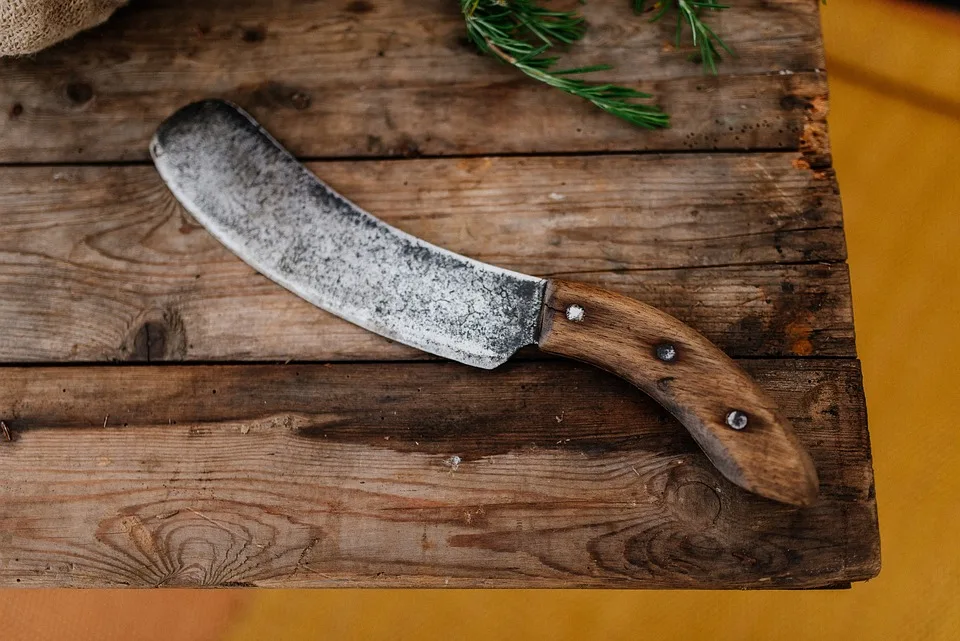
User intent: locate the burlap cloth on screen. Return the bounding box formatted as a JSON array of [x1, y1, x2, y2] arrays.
[[1, 0, 126, 56]]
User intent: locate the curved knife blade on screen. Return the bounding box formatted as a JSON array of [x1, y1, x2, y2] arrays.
[[151, 100, 545, 369]]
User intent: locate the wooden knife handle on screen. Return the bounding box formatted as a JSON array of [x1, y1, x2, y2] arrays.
[[537, 279, 819, 507]]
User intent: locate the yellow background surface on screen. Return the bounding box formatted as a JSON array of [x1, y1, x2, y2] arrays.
[[3, 1, 960, 639]]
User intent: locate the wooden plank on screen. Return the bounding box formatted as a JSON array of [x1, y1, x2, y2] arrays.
[[0, 260, 855, 362], [0, 154, 845, 274], [0, 360, 879, 588], [0, 154, 851, 362], [0, 0, 829, 162]]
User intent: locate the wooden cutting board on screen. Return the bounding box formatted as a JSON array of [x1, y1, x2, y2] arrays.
[[0, 0, 878, 588]]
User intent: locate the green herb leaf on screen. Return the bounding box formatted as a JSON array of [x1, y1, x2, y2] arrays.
[[462, 0, 669, 129], [634, 0, 734, 74]]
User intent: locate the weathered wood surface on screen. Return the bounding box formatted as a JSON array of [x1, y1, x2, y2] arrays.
[[0, 0, 877, 589], [0, 154, 850, 362], [0, 0, 829, 162], [0, 360, 877, 588]]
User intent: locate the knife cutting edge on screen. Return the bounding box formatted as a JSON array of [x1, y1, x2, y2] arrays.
[[150, 99, 818, 507]]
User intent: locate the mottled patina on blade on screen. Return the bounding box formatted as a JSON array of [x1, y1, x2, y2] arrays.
[[151, 100, 545, 368]]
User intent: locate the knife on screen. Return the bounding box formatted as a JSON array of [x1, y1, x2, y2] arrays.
[[150, 100, 818, 507]]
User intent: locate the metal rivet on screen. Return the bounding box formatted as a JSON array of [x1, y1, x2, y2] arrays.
[[655, 343, 677, 362], [725, 410, 749, 430], [565, 304, 585, 322]]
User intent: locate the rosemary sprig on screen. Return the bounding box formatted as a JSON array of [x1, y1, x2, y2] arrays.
[[634, 0, 734, 74], [462, 0, 669, 129]]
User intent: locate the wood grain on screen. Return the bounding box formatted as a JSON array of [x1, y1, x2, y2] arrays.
[[0, 154, 851, 362], [0, 0, 875, 592], [0, 0, 829, 162], [0, 360, 878, 588], [538, 280, 818, 506]]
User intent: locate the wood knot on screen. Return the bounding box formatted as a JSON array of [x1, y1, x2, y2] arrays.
[[9, 103, 23, 118], [345, 0, 375, 13], [132, 322, 167, 361], [65, 82, 94, 105], [126, 309, 188, 362], [668, 480, 722, 527], [241, 26, 266, 43], [97, 502, 323, 586]]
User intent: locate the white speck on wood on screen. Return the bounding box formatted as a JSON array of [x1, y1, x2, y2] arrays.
[[240, 424, 250, 434], [445, 455, 461, 471], [549, 192, 565, 201], [185, 507, 232, 533], [565, 305, 585, 322]]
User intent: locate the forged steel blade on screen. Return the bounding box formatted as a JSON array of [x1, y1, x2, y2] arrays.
[[150, 100, 545, 369]]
